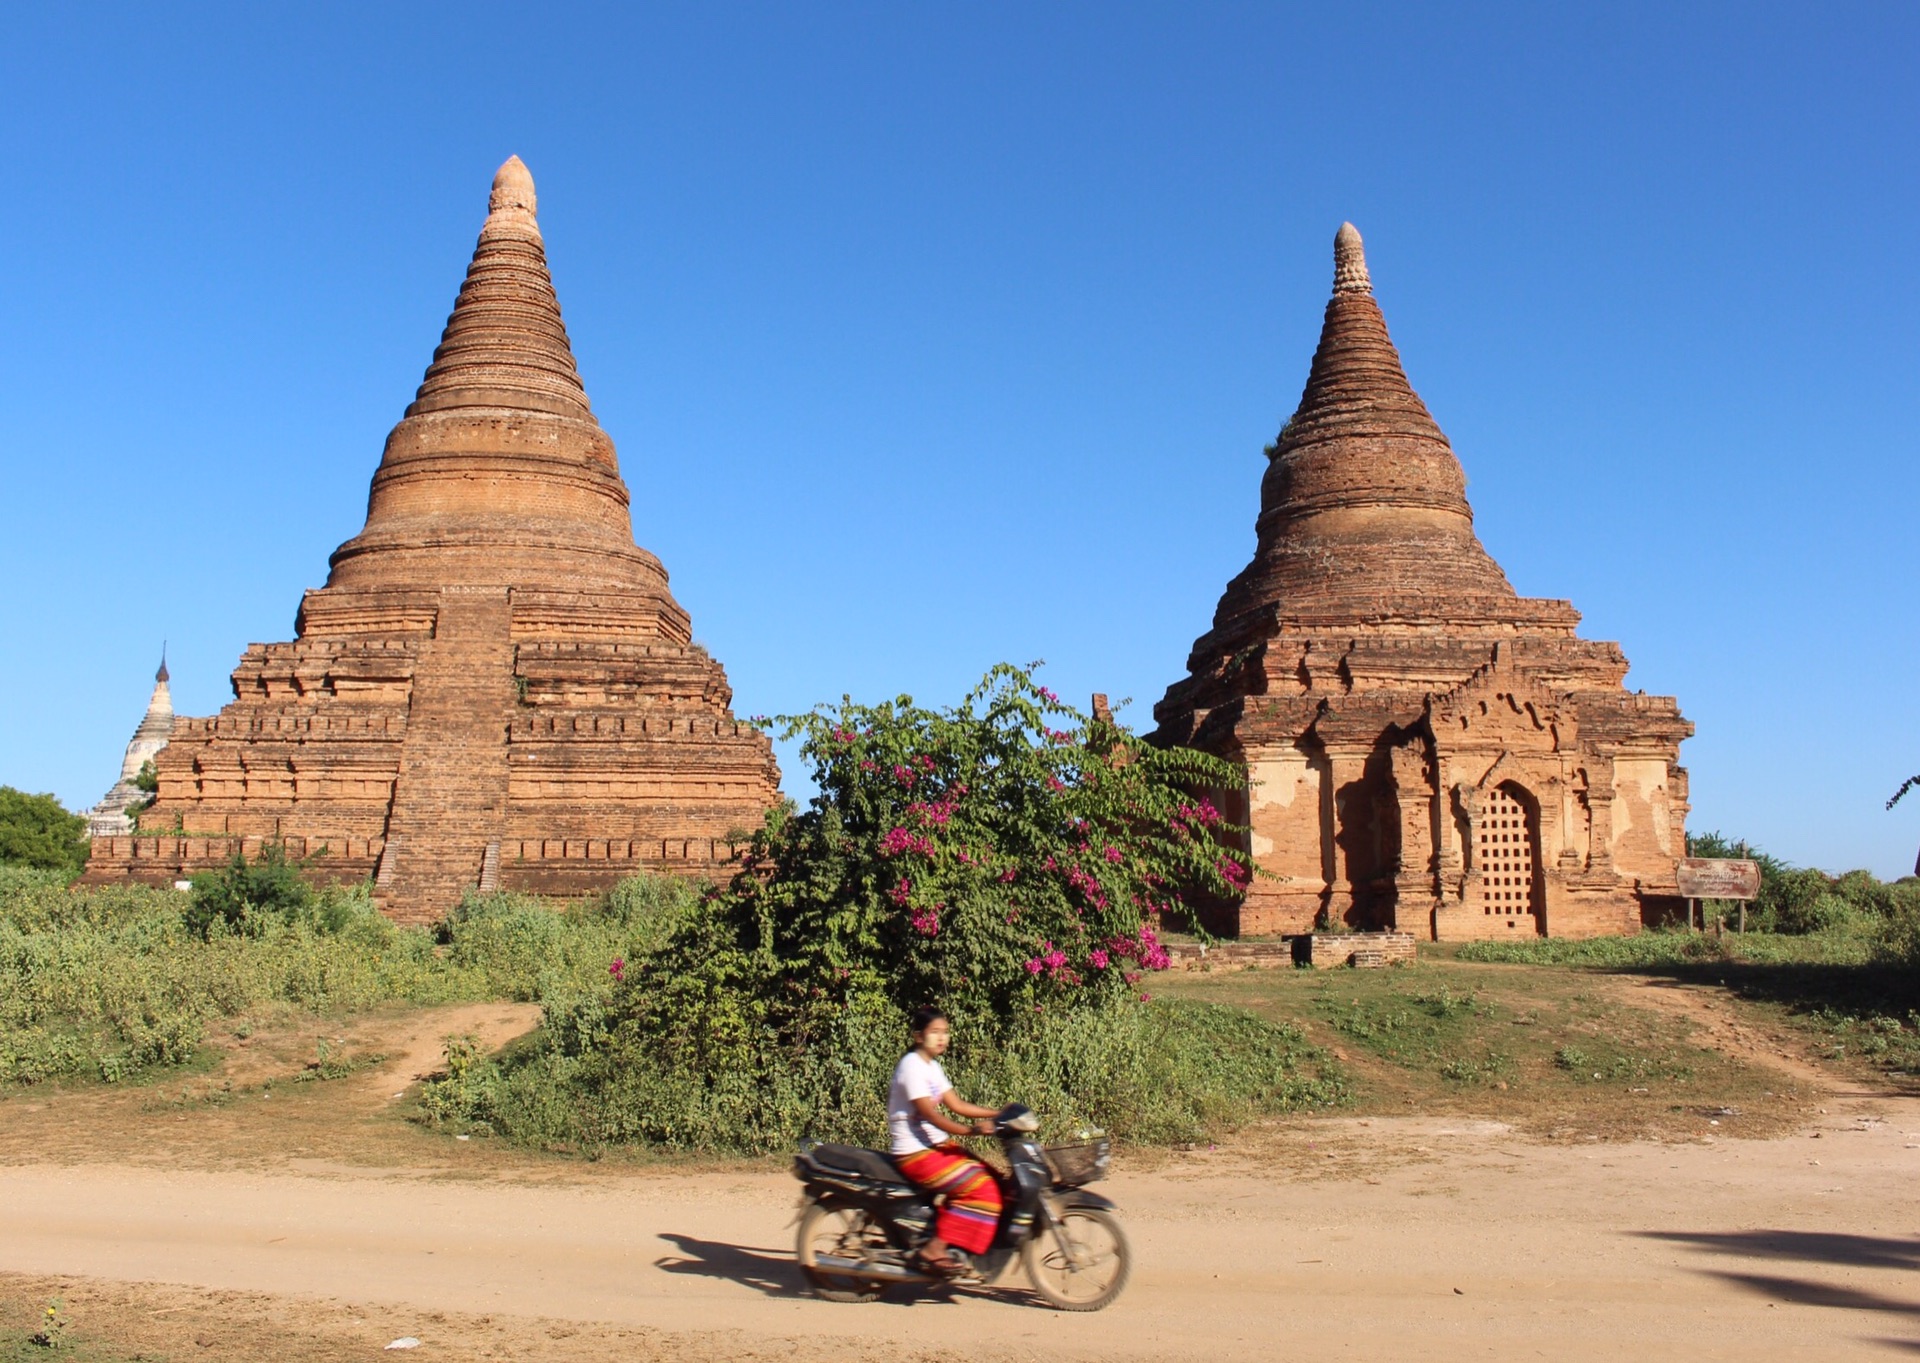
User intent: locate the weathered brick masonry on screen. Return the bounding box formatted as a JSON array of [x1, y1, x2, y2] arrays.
[[85, 158, 780, 921], [1152, 225, 1690, 940]]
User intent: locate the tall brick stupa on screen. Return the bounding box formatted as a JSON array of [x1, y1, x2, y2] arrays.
[[86, 158, 781, 921], [1153, 224, 1690, 940]]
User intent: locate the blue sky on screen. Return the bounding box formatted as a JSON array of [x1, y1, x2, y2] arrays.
[[0, 4, 1914, 877]]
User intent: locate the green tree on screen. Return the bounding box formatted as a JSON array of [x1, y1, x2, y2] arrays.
[[186, 843, 313, 938], [0, 787, 89, 874]]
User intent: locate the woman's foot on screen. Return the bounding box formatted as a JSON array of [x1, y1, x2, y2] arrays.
[[914, 1247, 965, 1279]]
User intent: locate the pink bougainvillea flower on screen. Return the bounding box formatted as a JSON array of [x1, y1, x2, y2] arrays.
[[1089, 948, 1110, 969], [880, 827, 935, 857], [609, 958, 625, 980], [1103, 844, 1123, 863]]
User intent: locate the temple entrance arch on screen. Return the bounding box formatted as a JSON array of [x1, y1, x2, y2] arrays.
[[1473, 781, 1543, 933]]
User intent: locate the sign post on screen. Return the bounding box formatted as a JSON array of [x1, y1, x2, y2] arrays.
[[1675, 858, 1762, 932]]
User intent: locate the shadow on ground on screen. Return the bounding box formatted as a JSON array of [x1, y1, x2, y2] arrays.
[[654, 1233, 808, 1299], [1640, 1230, 1920, 1273], [1640, 1226, 1920, 1354]]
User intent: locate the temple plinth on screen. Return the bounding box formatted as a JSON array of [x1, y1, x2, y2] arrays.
[[85, 158, 780, 921], [1152, 224, 1691, 940]]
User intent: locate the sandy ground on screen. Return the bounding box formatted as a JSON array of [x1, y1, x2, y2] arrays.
[[5, 989, 1919, 1360], [6, 1095, 1920, 1360]]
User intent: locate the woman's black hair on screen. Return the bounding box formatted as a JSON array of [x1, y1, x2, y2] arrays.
[[909, 1005, 948, 1035]]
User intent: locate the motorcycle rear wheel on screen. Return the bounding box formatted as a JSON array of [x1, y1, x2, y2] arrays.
[[796, 1200, 891, 1303], [1023, 1206, 1131, 1311]]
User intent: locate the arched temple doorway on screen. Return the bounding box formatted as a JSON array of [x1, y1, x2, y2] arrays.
[[1473, 781, 1543, 933]]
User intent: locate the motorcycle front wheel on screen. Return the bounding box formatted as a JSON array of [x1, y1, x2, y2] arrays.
[[1023, 1206, 1131, 1311], [796, 1200, 891, 1303]]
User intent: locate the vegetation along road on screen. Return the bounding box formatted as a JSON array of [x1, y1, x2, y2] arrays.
[[4, 959, 1920, 1362]]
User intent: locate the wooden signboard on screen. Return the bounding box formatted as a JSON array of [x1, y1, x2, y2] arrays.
[[1676, 857, 1762, 932], [1675, 858, 1762, 901]]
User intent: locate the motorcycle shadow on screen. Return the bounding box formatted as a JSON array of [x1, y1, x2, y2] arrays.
[[652, 1232, 976, 1306]]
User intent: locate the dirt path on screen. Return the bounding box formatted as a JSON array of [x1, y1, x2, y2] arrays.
[[7, 1094, 1920, 1362], [352, 1001, 543, 1104], [1599, 974, 1856, 1094]]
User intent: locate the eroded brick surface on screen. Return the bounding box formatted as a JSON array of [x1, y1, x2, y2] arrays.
[[1152, 224, 1690, 941]]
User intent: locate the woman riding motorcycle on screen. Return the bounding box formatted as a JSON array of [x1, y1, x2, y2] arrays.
[[887, 1005, 1003, 1277]]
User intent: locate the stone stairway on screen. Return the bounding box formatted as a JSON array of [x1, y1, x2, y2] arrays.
[[377, 587, 515, 923]]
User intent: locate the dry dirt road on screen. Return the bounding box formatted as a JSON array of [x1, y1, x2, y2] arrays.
[[7, 1092, 1920, 1361]]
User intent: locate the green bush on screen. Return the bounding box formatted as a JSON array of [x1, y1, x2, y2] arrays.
[[186, 843, 317, 938], [418, 997, 1342, 1151], [420, 665, 1324, 1153], [441, 874, 703, 1004], [0, 787, 89, 874], [0, 864, 701, 1086]]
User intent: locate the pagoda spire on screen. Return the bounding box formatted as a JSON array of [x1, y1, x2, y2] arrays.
[[406, 156, 593, 422], [1205, 222, 1518, 627], [323, 156, 673, 598], [1332, 221, 1371, 294]]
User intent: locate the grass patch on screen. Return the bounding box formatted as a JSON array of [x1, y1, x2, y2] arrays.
[[1160, 954, 1799, 1140], [1449, 926, 1920, 1083], [0, 872, 698, 1088], [418, 996, 1348, 1153], [1451, 925, 1875, 969]]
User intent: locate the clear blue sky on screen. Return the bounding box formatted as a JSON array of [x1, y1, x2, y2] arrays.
[[1, 4, 1914, 877]]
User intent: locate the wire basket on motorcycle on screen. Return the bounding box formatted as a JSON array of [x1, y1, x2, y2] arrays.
[[1042, 1131, 1111, 1186]]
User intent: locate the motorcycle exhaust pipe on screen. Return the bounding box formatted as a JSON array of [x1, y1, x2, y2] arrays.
[[810, 1253, 927, 1283]]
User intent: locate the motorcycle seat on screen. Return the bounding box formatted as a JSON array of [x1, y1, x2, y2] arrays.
[[811, 1143, 911, 1186]]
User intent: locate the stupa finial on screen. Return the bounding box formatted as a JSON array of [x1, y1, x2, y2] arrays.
[[1333, 221, 1371, 295], [156, 642, 168, 684], [490, 155, 537, 217]]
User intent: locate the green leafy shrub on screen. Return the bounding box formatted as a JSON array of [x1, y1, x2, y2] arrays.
[[421, 665, 1327, 1152], [0, 867, 692, 1086], [186, 843, 317, 938], [419, 997, 1342, 1151], [441, 874, 704, 1004]]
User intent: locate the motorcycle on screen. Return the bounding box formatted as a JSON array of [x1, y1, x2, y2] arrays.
[[791, 1103, 1131, 1312]]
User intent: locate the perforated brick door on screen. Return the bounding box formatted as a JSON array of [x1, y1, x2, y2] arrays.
[[1475, 783, 1542, 929]]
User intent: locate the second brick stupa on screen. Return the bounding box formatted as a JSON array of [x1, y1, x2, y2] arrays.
[[86, 158, 781, 921]]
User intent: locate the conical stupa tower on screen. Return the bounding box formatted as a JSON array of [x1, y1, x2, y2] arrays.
[[86, 652, 175, 837], [1153, 225, 1691, 940], [86, 160, 780, 920]]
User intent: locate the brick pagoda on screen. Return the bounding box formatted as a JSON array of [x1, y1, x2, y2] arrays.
[[86, 158, 781, 922], [1152, 224, 1690, 940]]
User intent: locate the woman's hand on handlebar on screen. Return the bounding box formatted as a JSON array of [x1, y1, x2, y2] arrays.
[[972, 1117, 997, 1135]]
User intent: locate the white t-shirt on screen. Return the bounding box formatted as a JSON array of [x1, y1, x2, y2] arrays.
[[888, 1051, 953, 1154]]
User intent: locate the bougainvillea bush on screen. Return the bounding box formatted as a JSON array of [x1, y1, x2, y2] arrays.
[[423, 666, 1343, 1151], [729, 662, 1251, 1029]]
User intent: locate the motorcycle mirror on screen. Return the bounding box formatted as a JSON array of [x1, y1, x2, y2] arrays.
[[997, 1103, 1040, 1133]]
